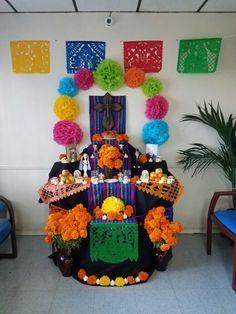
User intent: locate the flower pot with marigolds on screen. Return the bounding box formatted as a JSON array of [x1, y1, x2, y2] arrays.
[[98, 144, 123, 179], [44, 204, 92, 277], [144, 206, 183, 271]]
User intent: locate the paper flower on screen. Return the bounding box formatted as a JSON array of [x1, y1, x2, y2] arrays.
[[125, 67, 145, 88], [101, 196, 125, 214], [53, 120, 83, 145], [54, 96, 80, 120], [74, 68, 94, 90], [142, 77, 163, 97], [100, 275, 110, 286], [142, 120, 169, 145], [145, 96, 169, 120], [57, 77, 78, 97], [115, 277, 125, 287], [93, 59, 124, 91]]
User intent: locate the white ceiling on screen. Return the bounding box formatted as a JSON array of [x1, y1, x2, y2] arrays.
[[0, 0, 236, 13]]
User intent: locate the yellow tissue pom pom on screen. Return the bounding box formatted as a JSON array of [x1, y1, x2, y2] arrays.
[[101, 196, 125, 214], [54, 95, 79, 120]]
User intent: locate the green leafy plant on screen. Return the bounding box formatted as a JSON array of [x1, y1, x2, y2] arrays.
[[178, 101, 236, 206]]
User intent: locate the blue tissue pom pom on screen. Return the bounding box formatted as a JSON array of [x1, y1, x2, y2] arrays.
[[142, 120, 169, 145], [58, 77, 78, 97]]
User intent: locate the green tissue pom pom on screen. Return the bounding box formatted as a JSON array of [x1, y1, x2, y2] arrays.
[[142, 77, 163, 97], [94, 59, 124, 91]]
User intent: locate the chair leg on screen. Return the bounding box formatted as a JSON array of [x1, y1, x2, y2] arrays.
[[232, 242, 236, 292], [207, 215, 212, 255], [10, 231, 17, 258]]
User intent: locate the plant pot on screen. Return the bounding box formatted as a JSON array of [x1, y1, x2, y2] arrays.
[[154, 248, 173, 271], [56, 250, 74, 277]]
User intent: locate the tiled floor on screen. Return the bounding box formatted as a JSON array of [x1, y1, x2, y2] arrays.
[[1, 234, 236, 314]]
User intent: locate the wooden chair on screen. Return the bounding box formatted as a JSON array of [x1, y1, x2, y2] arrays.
[[0, 195, 17, 258], [207, 191, 236, 292]]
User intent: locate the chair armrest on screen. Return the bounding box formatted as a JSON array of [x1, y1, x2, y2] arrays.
[[208, 191, 236, 217], [0, 196, 16, 229]]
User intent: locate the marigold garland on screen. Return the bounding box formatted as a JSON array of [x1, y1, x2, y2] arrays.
[[125, 67, 145, 88], [54, 95, 80, 120], [77, 269, 150, 286], [144, 206, 183, 251]]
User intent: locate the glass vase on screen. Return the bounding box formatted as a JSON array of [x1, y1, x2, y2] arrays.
[[57, 250, 73, 277], [154, 248, 173, 271]]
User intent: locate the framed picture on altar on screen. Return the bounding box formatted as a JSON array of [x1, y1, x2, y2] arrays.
[[66, 145, 78, 162], [146, 144, 158, 161]]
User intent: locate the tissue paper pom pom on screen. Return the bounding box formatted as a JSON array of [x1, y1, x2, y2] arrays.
[[142, 120, 169, 145], [94, 59, 124, 91], [74, 68, 94, 90], [54, 96, 80, 120], [53, 120, 83, 145], [58, 77, 78, 97], [125, 67, 145, 88], [142, 77, 163, 97], [145, 96, 169, 120]]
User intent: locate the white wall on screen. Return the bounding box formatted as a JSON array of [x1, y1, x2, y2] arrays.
[[0, 13, 235, 234]]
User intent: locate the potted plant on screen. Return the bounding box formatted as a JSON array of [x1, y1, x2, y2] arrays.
[[178, 101, 236, 207], [144, 206, 183, 271], [44, 204, 92, 276]]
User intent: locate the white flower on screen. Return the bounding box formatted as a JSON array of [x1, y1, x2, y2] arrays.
[[83, 275, 88, 282], [96, 278, 100, 285], [110, 280, 115, 286], [135, 277, 140, 283], [124, 278, 128, 284]]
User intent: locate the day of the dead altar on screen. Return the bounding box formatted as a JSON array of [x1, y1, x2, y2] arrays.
[[38, 59, 184, 287]]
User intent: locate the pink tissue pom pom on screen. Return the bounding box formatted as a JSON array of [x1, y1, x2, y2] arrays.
[[145, 95, 169, 120], [74, 68, 94, 90], [53, 120, 83, 145]]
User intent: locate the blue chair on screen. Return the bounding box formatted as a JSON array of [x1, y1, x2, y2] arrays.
[[207, 191, 236, 292], [0, 195, 17, 258]]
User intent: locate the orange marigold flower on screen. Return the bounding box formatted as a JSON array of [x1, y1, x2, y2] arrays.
[[87, 275, 97, 285], [127, 276, 135, 284], [107, 211, 117, 221], [138, 154, 148, 163], [138, 271, 149, 281], [92, 134, 103, 142], [160, 243, 170, 251], [78, 268, 86, 279], [130, 176, 139, 184], [44, 235, 53, 244], [124, 205, 134, 217], [116, 134, 124, 142], [116, 212, 124, 221], [114, 159, 123, 169], [80, 229, 88, 238]]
